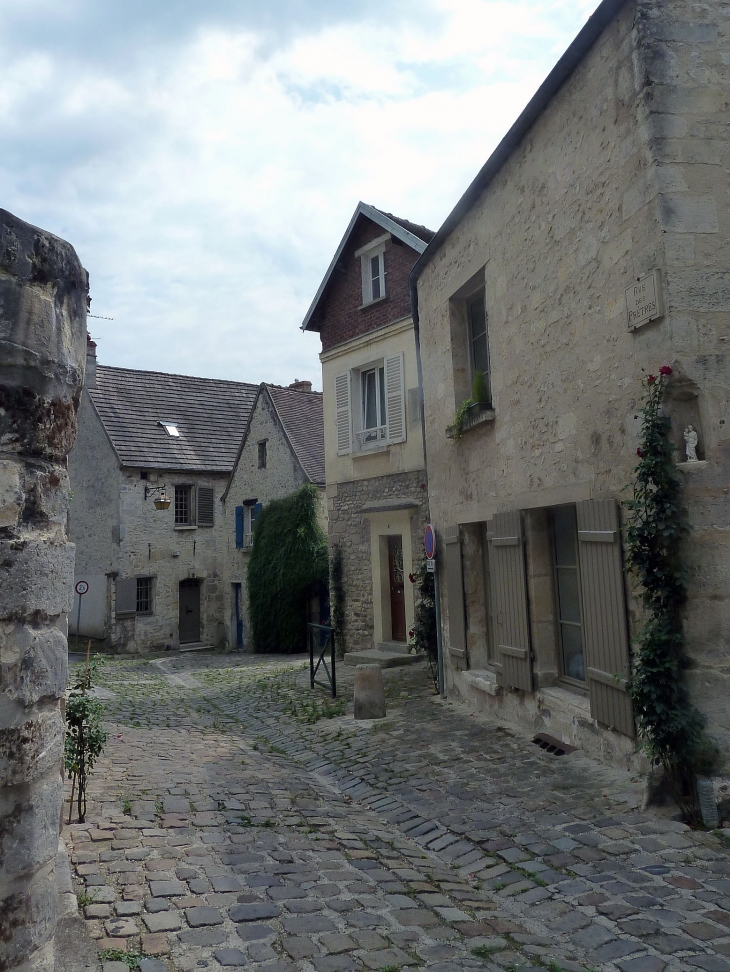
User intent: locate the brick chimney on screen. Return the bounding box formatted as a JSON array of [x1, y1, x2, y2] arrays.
[[289, 378, 312, 393]]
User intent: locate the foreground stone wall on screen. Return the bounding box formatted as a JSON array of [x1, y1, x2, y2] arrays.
[[0, 211, 87, 970]]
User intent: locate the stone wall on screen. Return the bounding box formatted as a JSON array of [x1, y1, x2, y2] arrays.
[[328, 470, 429, 652], [0, 211, 87, 971], [416, 0, 730, 760]]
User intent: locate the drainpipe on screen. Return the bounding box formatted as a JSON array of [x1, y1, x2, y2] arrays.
[[409, 270, 445, 698]]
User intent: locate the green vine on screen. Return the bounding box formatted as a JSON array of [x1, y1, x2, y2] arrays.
[[248, 484, 329, 653], [330, 544, 345, 659], [625, 366, 719, 822], [453, 397, 475, 441], [408, 561, 439, 692]]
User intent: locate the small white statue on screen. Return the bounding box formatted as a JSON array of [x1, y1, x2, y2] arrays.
[[684, 425, 699, 462]]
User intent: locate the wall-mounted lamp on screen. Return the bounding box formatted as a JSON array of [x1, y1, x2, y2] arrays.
[[144, 484, 171, 510]]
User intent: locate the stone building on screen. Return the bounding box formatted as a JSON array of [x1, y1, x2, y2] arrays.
[[412, 0, 730, 767], [221, 381, 325, 650], [302, 203, 432, 659], [68, 339, 257, 652]]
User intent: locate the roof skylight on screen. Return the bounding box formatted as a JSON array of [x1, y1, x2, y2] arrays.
[[159, 422, 180, 437]]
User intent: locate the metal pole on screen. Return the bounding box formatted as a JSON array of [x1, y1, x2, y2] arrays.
[[75, 591, 83, 651], [331, 630, 336, 699], [434, 565, 445, 698], [309, 626, 314, 690]]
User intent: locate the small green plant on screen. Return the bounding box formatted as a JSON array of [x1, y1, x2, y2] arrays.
[[97, 949, 144, 969], [155, 799, 163, 816], [472, 369, 490, 404], [452, 396, 475, 441], [471, 945, 501, 960], [239, 814, 253, 827], [546, 961, 568, 972], [379, 966, 401, 972], [77, 890, 93, 908], [122, 796, 132, 816], [64, 654, 108, 824]]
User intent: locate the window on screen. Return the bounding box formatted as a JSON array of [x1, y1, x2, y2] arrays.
[[236, 501, 261, 549], [174, 485, 194, 525], [258, 440, 267, 469], [360, 366, 386, 445], [359, 240, 386, 305], [197, 486, 214, 527], [468, 291, 490, 394], [136, 577, 153, 614], [337, 353, 405, 455], [159, 421, 180, 437], [550, 506, 585, 682]]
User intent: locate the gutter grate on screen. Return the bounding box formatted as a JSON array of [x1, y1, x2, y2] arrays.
[[532, 732, 576, 756]]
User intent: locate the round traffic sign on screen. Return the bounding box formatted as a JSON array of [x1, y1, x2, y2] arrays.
[[424, 524, 435, 560], [75, 580, 89, 596]]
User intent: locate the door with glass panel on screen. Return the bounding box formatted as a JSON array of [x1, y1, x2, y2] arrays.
[[549, 506, 586, 683]]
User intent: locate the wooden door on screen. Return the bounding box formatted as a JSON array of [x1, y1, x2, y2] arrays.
[[387, 535, 406, 642], [179, 579, 201, 644]]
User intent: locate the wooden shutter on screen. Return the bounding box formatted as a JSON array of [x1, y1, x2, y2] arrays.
[[385, 353, 406, 444], [115, 577, 137, 615], [252, 502, 263, 528], [197, 486, 214, 526], [488, 511, 532, 691], [577, 499, 635, 737], [443, 526, 466, 660], [235, 506, 244, 549], [335, 372, 352, 455]]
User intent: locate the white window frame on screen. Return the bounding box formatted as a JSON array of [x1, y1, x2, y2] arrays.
[[344, 351, 405, 454], [356, 234, 388, 306], [356, 362, 387, 450]]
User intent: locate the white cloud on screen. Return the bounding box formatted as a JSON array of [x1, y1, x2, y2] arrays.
[[0, 0, 600, 387]]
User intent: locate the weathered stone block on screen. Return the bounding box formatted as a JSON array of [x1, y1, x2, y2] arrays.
[[0, 708, 64, 786], [354, 665, 386, 720], [659, 194, 719, 233], [0, 540, 74, 620], [0, 776, 63, 879], [0, 623, 68, 710]]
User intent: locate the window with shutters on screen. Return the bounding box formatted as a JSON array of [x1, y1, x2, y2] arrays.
[[116, 576, 154, 616], [197, 486, 214, 527], [337, 352, 406, 455], [174, 485, 195, 526]]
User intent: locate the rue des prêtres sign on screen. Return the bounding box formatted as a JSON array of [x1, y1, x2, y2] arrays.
[[625, 270, 663, 331], [424, 524, 436, 572]]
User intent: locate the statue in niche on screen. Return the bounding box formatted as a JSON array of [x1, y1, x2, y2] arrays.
[[684, 425, 699, 462]]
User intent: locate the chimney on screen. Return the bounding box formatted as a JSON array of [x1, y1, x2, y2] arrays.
[[85, 333, 97, 388], [289, 378, 312, 393]]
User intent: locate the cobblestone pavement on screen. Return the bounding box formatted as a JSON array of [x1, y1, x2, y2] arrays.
[[66, 652, 730, 972]]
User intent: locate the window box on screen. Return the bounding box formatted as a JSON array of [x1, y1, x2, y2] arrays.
[[446, 402, 495, 439]]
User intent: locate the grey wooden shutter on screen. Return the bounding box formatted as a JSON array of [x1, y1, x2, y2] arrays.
[[577, 499, 635, 737], [197, 487, 214, 526], [443, 526, 466, 660], [488, 511, 532, 691], [385, 353, 406, 444], [335, 372, 352, 455], [115, 577, 137, 615]]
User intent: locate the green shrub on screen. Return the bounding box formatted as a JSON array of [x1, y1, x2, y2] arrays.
[[248, 484, 329, 653], [471, 369, 490, 404]]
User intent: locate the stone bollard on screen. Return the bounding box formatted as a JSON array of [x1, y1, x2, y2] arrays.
[[353, 664, 386, 720], [0, 210, 87, 972]]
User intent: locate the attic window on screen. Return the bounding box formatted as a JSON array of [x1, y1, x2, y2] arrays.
[[159, 422, 180, 437]]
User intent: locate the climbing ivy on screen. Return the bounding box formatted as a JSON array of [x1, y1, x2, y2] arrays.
[[409, 561, 439, 692], [248, 484, 329, 654], [625, 366, 719, 822]]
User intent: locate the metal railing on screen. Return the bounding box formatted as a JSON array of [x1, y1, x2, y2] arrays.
[[308, 623, 336, 698], [355, 425, 386, 449]]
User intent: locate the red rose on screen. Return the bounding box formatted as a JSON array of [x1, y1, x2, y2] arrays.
[[659, 365, 672, 376], [647, 374, 657, 385], [637, 448, 644, 458], [408, 629, 414, 638], [408, 573, 415, 583]]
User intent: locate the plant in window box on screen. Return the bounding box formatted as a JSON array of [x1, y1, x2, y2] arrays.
[[453, 371, 491, 441]]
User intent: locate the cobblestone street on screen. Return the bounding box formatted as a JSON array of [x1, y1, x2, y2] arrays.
[[66, 653, 730, 972]]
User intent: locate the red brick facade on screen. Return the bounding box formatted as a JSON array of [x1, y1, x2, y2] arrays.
[[315, 216, 421, 352]]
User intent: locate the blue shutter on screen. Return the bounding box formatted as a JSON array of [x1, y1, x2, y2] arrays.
[[252, 502, 263, 529], [235, 506, 244, 549]]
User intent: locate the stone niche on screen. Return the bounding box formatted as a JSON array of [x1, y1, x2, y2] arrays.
[[664, 371, 704, 463]]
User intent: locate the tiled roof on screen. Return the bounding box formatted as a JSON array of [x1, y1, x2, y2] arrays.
[[374, 209, 435, 244], [267, 384, 325, 485], [89, 365, 258, 472]]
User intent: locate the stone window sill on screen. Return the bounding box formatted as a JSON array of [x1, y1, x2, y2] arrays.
[[174, 525, 197, 531], [358, 295, 389, 311], [676, 460, 707, 472], [446, 404, 495, 439], [461, 669, 502, 697], [353, 444, 389, 458]]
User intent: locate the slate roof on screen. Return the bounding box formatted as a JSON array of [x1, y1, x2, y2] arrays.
[[267, 384, 325, 485], [89, 365, 258, 473]]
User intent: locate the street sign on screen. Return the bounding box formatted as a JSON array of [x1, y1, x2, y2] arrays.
[[426, 559, 436, 572], [75, 580, 89, 596], [424, 524, 436, 560]]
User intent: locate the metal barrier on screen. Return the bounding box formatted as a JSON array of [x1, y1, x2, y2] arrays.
[[308, 623, 336, 698]]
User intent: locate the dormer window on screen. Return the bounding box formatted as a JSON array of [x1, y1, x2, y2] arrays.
[[159, 422, 180, 437], [356, 235, 388, 306]]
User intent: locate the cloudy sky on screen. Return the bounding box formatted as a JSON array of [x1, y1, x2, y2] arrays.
[[0, 0, 598, 388]]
